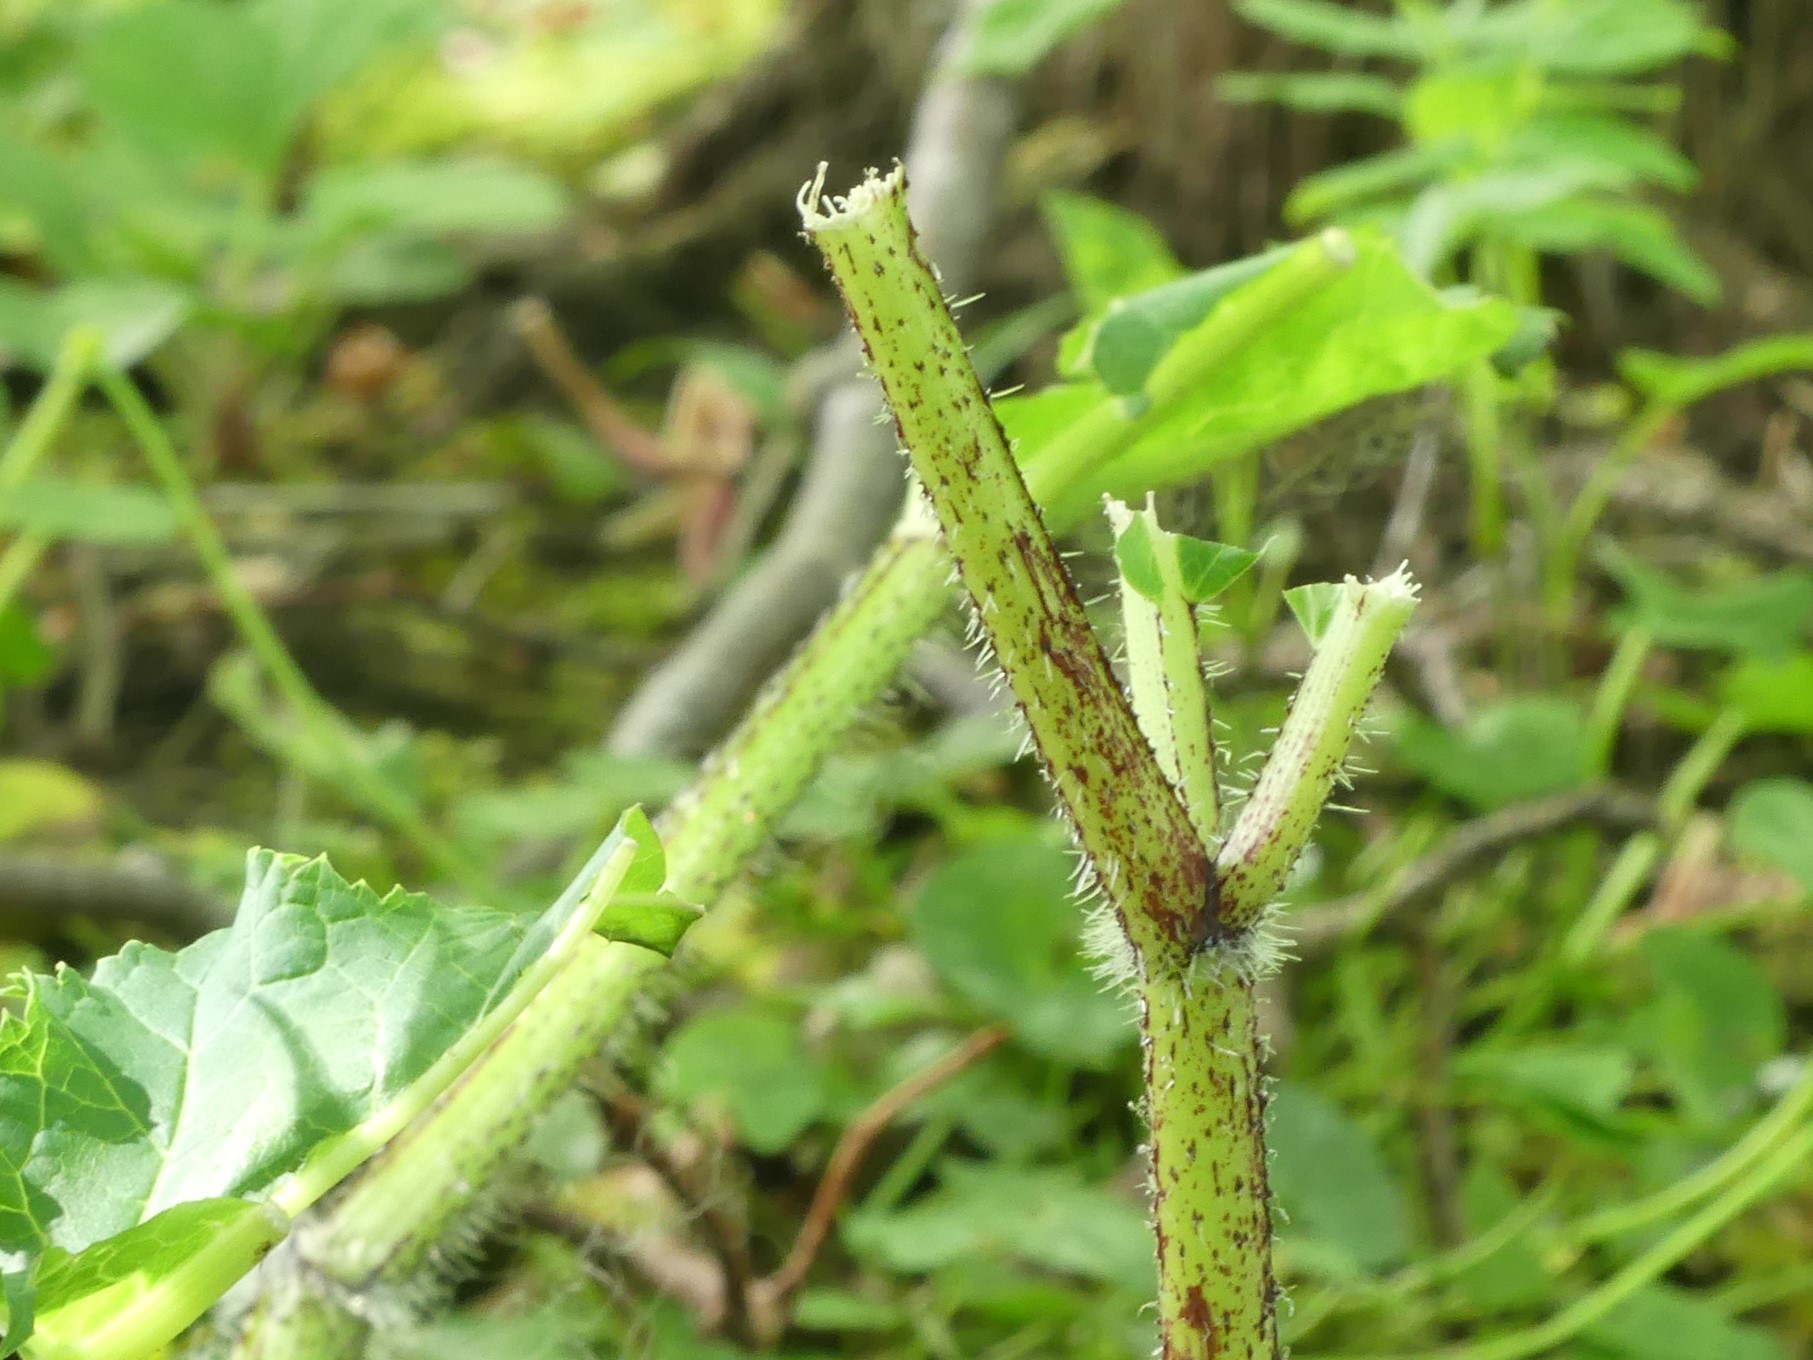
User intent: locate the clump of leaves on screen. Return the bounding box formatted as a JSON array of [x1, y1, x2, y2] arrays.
[[1224, 0, 1729, 302]]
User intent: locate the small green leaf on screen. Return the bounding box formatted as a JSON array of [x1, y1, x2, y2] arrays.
[[1268, 1083, 1413, 1274], [1217, 71, 1401, 118], [1395, 697, 1593, 811], [0, 760, 103, 842], [1620, 334, 1813, 411], [1285, 141, 1469, 225], [587, 806, 697, 956], [0, 608, 55, 687], [1172, 537, 1259, 603], [1284, 582, 1344, 646], [843, 1162, 1153, 1292], [1729, 778, 1813, 894], [1718, 653, 1813, 734], [657, 1005, 827, 1154], [0, 477, 181, 545], [1456, 1044, 1635, 1132], [1082, 247, 1290, 397], [305, 159, 569, 242], [957, 0, 1132, 76], [1602, 545, 1813, 657], [1041, 192, 1183, 317], [1639, 928, 1784, 1127], [909, 837, 1134, 1069], [1233, 0, 1424, 60], [1465, 0, 1727, 77], [1042, 230, 1521, 518], [1582, 1283, 1789, 1360], [1112, 514, 1165, 601], [0, 279, 190, 372], [1503, 198, 1720, 304]]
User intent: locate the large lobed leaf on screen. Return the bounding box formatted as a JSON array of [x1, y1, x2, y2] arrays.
[[1008, 228, 1521, 527], [0, 809, 680, 1358]]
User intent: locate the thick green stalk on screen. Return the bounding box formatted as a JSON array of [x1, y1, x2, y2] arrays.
[[1144, 973, 1275, 1360], [798, 167, 1417, 1360], [279, 517, 951, 1303], [267, 172, 1363, 1358], [800, 165, 1213, 972]]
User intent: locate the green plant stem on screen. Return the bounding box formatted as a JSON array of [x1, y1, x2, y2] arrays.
[[0, 330, 101, 616], [28, 1204, 292, 1360], [1656, 708, 1746, 827], [299, 932, 663, 1287], [1547, 401, 1675, 616], [1144, 973, 1277, 1360], [1566, 1058, 1813, 1246], [1217, 572, 1419, 925], [1585, 625, 1650, 775], [1310, 1120, 1813, 1360], [1559, 831, 1660, 964], [1462, 358, 1503, 556], [800, 164, 1213, 971], [1110, 502, 1220, 844], [269, 179, 1365, 1360], [94, 364, 496, 900], [0, 330, 98, 491], [1437, 1124, 1813, 1360]]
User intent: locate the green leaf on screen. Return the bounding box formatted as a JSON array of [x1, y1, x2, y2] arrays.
[[80, 3, 295, 180], [1503, 198, 1720, 304], [957, 0, 1132, 76], [1041, 230, 1520, 514], [1284, 582, 1345, 647], [1041, 193, 1183, 316], [908, 837, 1133, 1069], [1581, 1283, 1788, 1360], [1718, 653, 1813, 734], [258, 0, 445, 121], [0, 478, 181, 546], [1285, 141, 1470, 225], [1076, 246, 1292, 397], [0, 760, 103, 843], [0, 811, 661, 1357], [0, 279, 190, 372], [1729, 778, 1813, 894], [0, 137, 95, 276], [80, 0, 441, 183], [1233, 0, 1424, 60], [305, 159, 570, 242], [1455, 1044, 1635, 1132], [0, 608, 55, 687], [1464, 0, 1727, 77], [657, 1004, 827, 1154], [1602, 545, 1813, 657], [1507, 112, 1698, 193], [1395, 696, 1593, 812], [843, 1162, 1153, 1292], [1114, 515, 1258, 605], [1639, 928, 1785, 1127], [1217, 71, 1402, 118], [1620, 334, 1813, 410], [319, 237, 471, 306], [1268, 1082, 1413, 1274]]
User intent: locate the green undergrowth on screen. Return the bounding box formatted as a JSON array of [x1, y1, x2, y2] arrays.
[[2, 1, 1812, 1358]]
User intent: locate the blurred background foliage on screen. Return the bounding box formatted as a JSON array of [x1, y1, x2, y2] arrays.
[[3, 0, 1813, 1357]]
